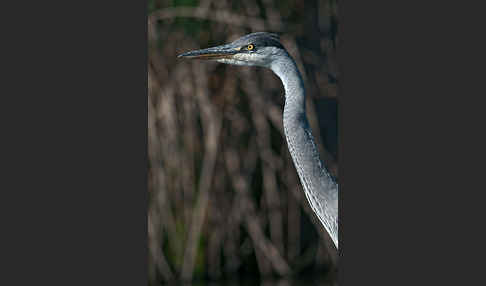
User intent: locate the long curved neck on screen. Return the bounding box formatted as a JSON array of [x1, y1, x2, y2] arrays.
[[270, 54, 339, 249]]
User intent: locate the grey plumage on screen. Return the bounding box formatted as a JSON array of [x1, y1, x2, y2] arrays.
[[178, 32, 339, 249]]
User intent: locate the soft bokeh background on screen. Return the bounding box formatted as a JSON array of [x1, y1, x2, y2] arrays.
[[148, 0, 339, 285]]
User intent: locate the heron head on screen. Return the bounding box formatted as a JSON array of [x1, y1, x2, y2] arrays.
[[178, 32, 287, 68]]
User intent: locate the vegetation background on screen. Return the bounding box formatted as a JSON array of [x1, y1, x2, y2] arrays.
[[148, 0, 339, 285]]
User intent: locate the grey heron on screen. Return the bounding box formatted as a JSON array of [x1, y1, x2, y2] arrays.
[[178, 32, 338, 249]]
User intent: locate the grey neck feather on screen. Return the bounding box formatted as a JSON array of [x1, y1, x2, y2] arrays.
[[270, 52, 339, 249]]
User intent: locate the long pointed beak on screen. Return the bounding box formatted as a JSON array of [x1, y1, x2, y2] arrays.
[[178, 44, 239, 60]]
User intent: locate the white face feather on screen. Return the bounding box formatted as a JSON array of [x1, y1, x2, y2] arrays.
[[216, 47, 286, 68]]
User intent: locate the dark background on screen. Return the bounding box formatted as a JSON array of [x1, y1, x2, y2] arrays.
[[148, 0, 339, 284]]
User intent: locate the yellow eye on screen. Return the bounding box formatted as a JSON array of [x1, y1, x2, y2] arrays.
[[247, 44, 254, 50]]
